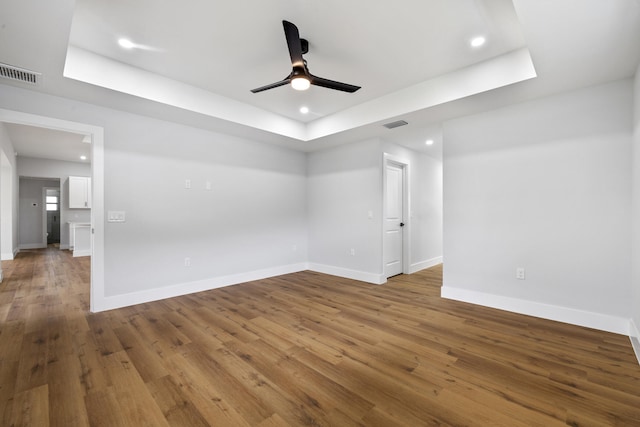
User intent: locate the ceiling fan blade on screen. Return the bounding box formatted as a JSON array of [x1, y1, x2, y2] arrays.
[[309, 74, 361, 93], [251, 21, 361, 94], [250, 77, 291, 93], [283, 20, 305, 68]]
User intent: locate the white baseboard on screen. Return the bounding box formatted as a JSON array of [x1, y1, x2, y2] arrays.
[[307, 263, 386, 285], [1, 247, 18, 260], [72, 250, 91, 257], [60, 244, 70, 250], [441, 286, 630, 335], [409, 256, 443, 274], [92, 262, 309, 312], [630, 319, 640, 366], [19, 243, 46, 250]]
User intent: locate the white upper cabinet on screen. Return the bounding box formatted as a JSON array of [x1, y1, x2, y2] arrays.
[[68, 176, 92, 209]]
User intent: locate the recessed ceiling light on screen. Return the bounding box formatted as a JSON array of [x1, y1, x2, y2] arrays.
[[300, 106, 309, 114], [470, 36, 486, 48], [118, 38, 136, 49], [425, 139, 434, 146], [80, 155, 87, 160], [116, 38, 162, 53]]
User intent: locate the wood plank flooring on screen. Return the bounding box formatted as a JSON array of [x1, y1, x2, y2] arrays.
[[1, 247, 640, 426]]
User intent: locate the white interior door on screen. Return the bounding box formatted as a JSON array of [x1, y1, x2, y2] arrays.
[[384, 162, 404, 278]]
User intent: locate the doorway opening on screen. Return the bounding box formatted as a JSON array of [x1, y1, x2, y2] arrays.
[[45, 187, 61, 246], [0, 108, 104, 312]]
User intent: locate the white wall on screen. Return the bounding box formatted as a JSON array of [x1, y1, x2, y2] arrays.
[[307, 139, 385, 282], [442, 80, 633, 333], [103, 118, 308, 297], [0, 85, 308, 307], [18, 156, 91, 249], [307, 138, 443, 283], [0, 153, 11, 260], [0, 84, 443, 310], [632, 65, 640, 355], [0, 123, 18, 269]]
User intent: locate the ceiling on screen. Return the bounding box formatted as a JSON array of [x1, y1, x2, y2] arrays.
[[5, 124, 91, 164], [67, 0, 527, 123], [0, 0, 639, 159]]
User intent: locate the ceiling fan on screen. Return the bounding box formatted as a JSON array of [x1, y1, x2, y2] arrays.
[[251, 20, 361, 94]]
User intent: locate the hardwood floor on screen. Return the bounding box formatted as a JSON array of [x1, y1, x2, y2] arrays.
[[1, 247, 639, 426]]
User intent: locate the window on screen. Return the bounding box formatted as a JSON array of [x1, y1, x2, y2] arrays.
[[46, 195, 58, 212]]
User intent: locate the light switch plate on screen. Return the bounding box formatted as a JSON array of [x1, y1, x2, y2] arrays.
[[107, 211, 126, 222]]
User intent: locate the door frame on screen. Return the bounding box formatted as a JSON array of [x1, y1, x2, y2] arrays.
[[42, 185, 61, 246], [0, 108, 104, 313], [1, 150, 15, 262], [382, 153, 411, 278]]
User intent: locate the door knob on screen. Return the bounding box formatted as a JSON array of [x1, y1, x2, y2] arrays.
[[400, 222, 405, 227]]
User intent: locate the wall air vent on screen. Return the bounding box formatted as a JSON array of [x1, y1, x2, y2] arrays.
[[0, 63, 40, 85], [382, 120, 408, 129]]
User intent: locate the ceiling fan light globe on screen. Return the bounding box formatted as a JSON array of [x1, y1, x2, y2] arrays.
[[291, 77, 311, 91]]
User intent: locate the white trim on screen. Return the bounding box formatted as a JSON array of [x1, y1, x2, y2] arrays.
[[93, 263, 308, 312], [72, 250, 91, 258], [409, 256, 443, 274], [630, 319, 640, 366], [42, 187, 48, 247], [42, 185, 61, 247], [1, 250, 15, 261], [441, 286, 630, 335], [90, 127, 104, 313], [308, 262, 386, 285], [19, 243, 46, 250], [382, 153, 411, 279], [0, 151, 15, 264]]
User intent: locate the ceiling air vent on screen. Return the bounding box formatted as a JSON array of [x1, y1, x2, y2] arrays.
[[383, 120, 408, 130], [0, 63, 40, 85]]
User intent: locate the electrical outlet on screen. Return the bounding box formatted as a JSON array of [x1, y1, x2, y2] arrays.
[[350, 248, 355, 256], [292, 244, 297, 252], [205, 181, 212, 190], [185, 179, 191, 189], [516, 267, 525, 280], [184, 257, 191, 267]]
